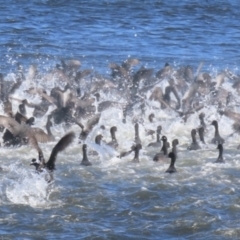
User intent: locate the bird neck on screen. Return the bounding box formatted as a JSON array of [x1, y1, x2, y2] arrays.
[[83, 148, 89, 161], [161, 140, 168, 155], [170, 154, 176, 168], [111, 131, 117, 142], [218, 147, 223, 160], [199, 129, 205, 143], [46, 121, 53, 137], [133, 147, 140, 162], [214, 123, 220, 137], [135, 125, 140, 142], [191, 132, 197, 144], [156, 133, 161, 142]]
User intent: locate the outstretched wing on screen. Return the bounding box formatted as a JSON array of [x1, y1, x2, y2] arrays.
[[0, 115, 22, 135], [46, 132, 75, 171], [86, 113, 101, 131]]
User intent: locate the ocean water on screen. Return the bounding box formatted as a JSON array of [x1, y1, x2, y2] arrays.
[[1, 1, 240, 239]]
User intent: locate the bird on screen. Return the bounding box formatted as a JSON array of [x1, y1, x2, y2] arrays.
[[75, 113, 101, 142], [80, 144, 92, 166], [134, 123, 141, 145], [30, 132, 75, 182], [148, 113, 155, 123], [28, 115, 55, 143], [153, 136, 169, 162], [188, 129, 201, 150], [88, 134, 103, 156], [211, 120, 224, 144], [215, 144, 224, 163], [148, 125, 162, 148], [199, 112, 206, 130], [198, 126, 205, 144], [0, 115, 39, 148], [172, 139, 179, 159], [165, 152, 177, 173], [131, 143, 142, 163], [107, 126, 118, 149], [118, 145, 135, 159]]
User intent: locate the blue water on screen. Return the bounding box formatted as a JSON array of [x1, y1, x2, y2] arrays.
[[1, 0, 240, 72], [1, 1, 240, 239]]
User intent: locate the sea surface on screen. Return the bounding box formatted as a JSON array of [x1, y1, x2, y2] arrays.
[[0, 1, 240, 239]]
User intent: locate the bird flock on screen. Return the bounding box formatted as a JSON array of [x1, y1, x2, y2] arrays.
[[0, 58, 240, 182]]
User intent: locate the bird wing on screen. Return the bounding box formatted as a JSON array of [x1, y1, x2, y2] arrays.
[[86, 113, 101, 131], [38, 91, 57, 106], [46, 132, 75, 171], [29, 127, 51, 143], [0, 115, 22, 135]]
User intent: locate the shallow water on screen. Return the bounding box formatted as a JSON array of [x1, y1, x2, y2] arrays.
[[1, 1, 240, 239]]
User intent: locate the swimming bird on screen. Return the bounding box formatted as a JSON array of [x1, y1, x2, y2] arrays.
[[199, 112, 206, 130], [215, 144, 224, 163], [81, 144, 92, 166], [87, 134, 104, 156], [153, 136, 169, 162], [188, 129, 201, 150], [95, 134, 103, 145], [172, 139, 179, 159], [132, 143, 142, 163], [30, 132, 75, 182], [211, 120, 224, 144], [148, 125, 162, 148], [107, 126, 118, 149], [134, 123, 141, 145], [165, 152, 177, 173], [198, 126, 205, 144]]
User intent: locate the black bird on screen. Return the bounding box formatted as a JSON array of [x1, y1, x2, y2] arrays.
[[211, 120, 224, 144], [215, 144, 224, 163], [188, 129, 201, 150], [172, 139, 179, 159], [81, 144, 92, 166], [132, 143, 142, 163], [30, 132, 75, 182], [134, 123, 141, 145], [107, 126, 118, 149], [199, 112, 206, 130], [165, 152, 177, 174], [153, 136, 169, 162], [198, 126, 205, 144], [148, 125, 162, 148]]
